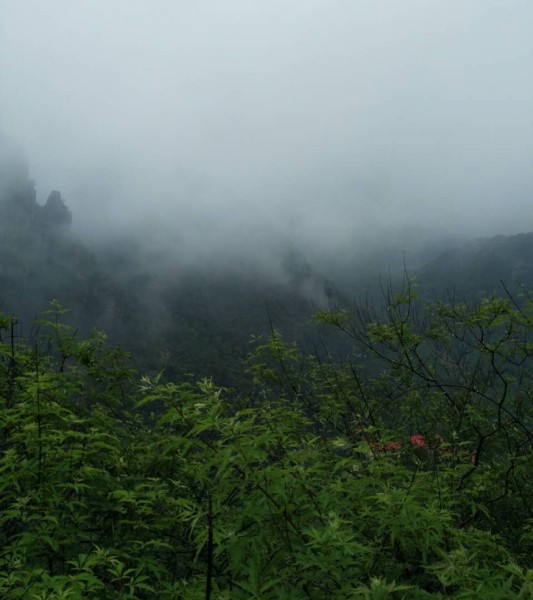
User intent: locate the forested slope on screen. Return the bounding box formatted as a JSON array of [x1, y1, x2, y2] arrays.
[[417, 232, 533, 299]]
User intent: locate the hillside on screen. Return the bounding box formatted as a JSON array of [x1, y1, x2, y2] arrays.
[[5, 157, 533, 387], [0, 159, 345, 386], [417, 231, 533, 299]]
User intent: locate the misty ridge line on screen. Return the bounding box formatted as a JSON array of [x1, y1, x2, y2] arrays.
[[2, 144, 530, 304], [0, 156, 380, 394], [3, 137, 533, 388]]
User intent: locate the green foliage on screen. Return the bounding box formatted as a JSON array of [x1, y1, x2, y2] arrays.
[[0, 292, 531, 598]]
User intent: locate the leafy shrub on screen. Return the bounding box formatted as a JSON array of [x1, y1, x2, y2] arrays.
[[0, 293, 531, 598]]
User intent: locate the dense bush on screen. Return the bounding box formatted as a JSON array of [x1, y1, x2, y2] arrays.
[[0, 291, 531, 598]]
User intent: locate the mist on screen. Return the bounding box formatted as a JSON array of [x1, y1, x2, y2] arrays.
[[2, 0, 533, 269]]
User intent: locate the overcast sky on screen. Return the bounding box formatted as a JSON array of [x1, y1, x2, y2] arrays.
[[1, 0, 533, 255]]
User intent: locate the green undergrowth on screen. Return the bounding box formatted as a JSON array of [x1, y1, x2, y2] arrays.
[[0, 291, 531, 599]]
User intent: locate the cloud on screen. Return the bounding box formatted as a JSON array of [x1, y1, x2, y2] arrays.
[[1, 0, 532, 254]]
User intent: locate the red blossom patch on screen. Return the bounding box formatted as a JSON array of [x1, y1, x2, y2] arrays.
[[409, 434, 426, 448], [371, 433, 445, 453]]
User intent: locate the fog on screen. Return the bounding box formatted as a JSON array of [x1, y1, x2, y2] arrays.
[[2, 0, 533, 268]]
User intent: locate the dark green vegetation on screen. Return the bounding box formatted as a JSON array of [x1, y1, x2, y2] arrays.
[[0, 289, 532, 598]]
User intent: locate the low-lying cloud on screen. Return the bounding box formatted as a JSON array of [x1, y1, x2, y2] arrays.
[[1, 0, 532, 264]]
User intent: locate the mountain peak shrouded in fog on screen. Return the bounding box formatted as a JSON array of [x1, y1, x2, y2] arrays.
[[0, 157, 348, 385], [0, 151, 72, 231], [43, 190, 72, 227]]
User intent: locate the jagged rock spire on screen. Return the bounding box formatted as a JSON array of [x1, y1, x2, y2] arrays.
[[43, 190, 72, 227]]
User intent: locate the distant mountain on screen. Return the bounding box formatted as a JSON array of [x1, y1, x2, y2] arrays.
[[0, 156, 135, 332], [14, 158, 533, 387], [417, 231, 533, 299], [0, 158, 346, 386]]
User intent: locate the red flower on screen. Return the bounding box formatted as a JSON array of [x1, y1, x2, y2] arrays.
[[409, 434, 426, 448]]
